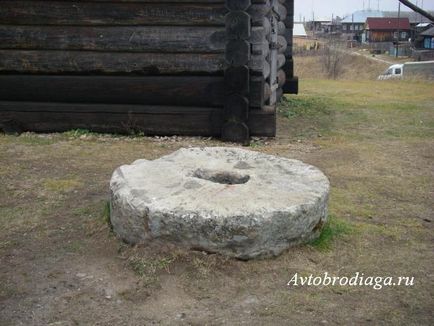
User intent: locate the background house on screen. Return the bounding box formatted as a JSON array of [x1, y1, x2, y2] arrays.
[[364, 17, 411, 43], [383, 11, 434, 29], [420, 27, 434, 49], [293, 23, 307, 38], [307, 17, 332, 33], [341, 10, 383, 36]]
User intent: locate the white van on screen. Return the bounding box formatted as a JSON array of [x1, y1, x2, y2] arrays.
[[378, 61, 434, 80]]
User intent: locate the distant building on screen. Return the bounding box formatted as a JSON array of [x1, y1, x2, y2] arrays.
[[293, 23, 307, 38], [415, 23, 433, 33], [342, 10, 434, 37], [382, 11, 434, 28], [341, 10, 383, 34], [308, 17, 332, 33], [364, 17, 411, 43], [420, 27, 434, 49]]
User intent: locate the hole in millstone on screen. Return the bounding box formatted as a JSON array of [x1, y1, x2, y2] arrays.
[[193, 169, 250, 185]]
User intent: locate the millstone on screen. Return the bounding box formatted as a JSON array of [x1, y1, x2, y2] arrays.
[[110, 147, 330, 259]]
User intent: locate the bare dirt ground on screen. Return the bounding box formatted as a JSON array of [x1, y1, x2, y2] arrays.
[[1, 78, 433, 325]]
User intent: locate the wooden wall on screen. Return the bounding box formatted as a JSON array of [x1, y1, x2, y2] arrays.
[[0, 0, 296, 142]]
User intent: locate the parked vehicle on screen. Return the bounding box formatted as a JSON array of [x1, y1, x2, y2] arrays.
[[378, 61, 434, 80]]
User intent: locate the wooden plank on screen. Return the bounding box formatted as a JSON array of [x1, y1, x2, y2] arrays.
[[282, 76, 298, 94], [0, 75, 265, 108], [0, 2, 227, 26], [0, 1, 271, 27], [0, 25, 264, 53], [0, 51, 226, 75], [0, 50, 270, 76], [0, 101, 275, 137], [268, 0, 279, 105], [0, 26, 225, 53]]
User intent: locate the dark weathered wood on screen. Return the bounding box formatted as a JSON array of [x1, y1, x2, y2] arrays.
[[226, 11, 251, 39], [0, 0, 289, 140], [222, 0, 252, 143], [222, 121, 250, 144], [0, 50, 272, 76], [282, 77, 298, 94], [224, 66, 250, 96], [0, 25, 226, 53], [0, 101, 276, 137], [0, 25, 265, 53], [224, 94, 249, 121], [0, 51, 227, 75], [0, 1, 275, 27], [0, 75, 265, 108], [0, 2, 227, 26]]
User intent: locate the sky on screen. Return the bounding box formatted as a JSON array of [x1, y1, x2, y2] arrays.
[[294, 0, 434, 21]]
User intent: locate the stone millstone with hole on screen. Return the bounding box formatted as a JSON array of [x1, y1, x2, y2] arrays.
[[110, 147, 330, 259]]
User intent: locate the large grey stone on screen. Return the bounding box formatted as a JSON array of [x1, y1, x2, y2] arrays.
[[110, 147, 330, 259]]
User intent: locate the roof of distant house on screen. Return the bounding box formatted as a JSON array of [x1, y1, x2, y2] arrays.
[[293, 23, 307, 37], [366, 17, 410, 30], [342, 10, 383, 24], [312, 17, 332, 23], [383, 11, 434, 24], [342, 10, 434, 24], [416, 23, 433, 28], [420, 27, 434, 37]]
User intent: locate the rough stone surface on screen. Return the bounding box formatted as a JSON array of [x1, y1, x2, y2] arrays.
[[110, 147, 330, 259]]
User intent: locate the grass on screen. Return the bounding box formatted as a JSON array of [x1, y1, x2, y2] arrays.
[[128, 255, 176, 285], [278, 95, 330, 119], [310, 215, 354, 251], [63, 129, 95, 138], [279, 79, 434, 141], [71, 201, 112, 236], [0, 75, 433, 324], [43, 178, 83, 193]]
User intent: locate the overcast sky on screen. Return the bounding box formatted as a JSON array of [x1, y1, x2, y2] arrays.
[[295, 0, 434, 21]]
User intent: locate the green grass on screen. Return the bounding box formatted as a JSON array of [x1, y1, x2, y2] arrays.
[[278, 95, 330, 119], [43, 178, 83, 193], [128, 255, 176, 285], [279, 79, 434, 141], [15, 133, 56, 146], [310, 215, 354, 251], [102, 201, 111, 226]]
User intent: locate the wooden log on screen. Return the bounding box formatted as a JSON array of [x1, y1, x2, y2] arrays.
[[225, 66, 250, 96], [0, 2, 227, 26], [282, 77, 298, 95], [0, 25, 265, 53], [0, 25, 224, 53], [0, 75, 266, 108], [250, 76, 266, 108], [223, 0, 252, 144], [278, 35, 288, 53], [0, 101, 276, 137], [0, 1, 274, 26], [277, 69, 286, 87], [282, 57, 294, 78], [0, 50, 273, 76], [0, 50, 225, 75]]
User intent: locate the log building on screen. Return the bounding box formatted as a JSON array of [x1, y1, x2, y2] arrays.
[[0, 0, 297, 143]]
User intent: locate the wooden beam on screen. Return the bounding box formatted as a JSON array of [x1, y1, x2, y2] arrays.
[[0, 75, 266, 108], [0, 101, 276, 137]]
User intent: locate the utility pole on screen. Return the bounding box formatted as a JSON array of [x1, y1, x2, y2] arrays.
[[396, 2, 401, 58], [312, 11, 315, 35]]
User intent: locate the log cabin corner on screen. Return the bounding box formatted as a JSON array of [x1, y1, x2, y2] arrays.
[[0, 0, 298, 144]]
